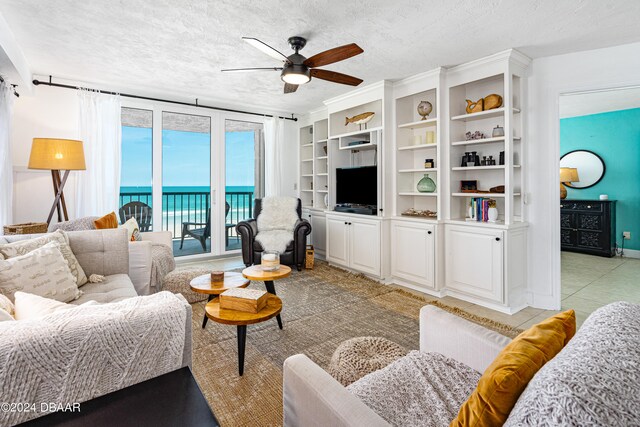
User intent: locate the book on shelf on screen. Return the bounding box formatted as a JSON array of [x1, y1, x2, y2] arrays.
[[467, 197, 496, 222]]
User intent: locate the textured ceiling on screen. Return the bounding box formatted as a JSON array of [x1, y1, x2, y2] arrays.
[[1, 0, 640, 115]]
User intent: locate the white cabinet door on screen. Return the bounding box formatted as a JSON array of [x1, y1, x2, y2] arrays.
[[445, 225, 504, 302], [391, 221, 435, 289], [310, 213, 326, 254], [349, 218, 381, 276], [326, 215, 349, 267]]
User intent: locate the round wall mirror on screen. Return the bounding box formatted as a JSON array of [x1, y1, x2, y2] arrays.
[[560, 150, 605, 189]]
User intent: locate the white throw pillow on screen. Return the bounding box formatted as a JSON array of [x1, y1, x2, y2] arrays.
[[0, 294, 15, 322], [0, 229, 88, 286], [120, 217, 142, 242], [0, 241, 82, 303], [14, 292, 98, 320]]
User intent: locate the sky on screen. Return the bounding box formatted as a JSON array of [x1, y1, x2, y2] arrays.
[[120, 127, 255, 188]]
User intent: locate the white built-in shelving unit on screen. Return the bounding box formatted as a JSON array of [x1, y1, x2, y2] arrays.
[[297, 50, 531, 314]]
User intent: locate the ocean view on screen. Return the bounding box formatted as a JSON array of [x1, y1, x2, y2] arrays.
[[119, 186, 255, 236]]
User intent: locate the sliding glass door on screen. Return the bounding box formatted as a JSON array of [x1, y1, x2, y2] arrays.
[[119, 103, 265, 258], [224, 119, 264, 251], [162, 111, 211, 257]]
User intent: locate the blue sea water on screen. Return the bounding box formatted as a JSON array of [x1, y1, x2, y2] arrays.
[[120, 186, 255, 235]]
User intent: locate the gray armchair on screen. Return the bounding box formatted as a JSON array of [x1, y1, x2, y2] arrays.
[[236, 198, 311, 271]]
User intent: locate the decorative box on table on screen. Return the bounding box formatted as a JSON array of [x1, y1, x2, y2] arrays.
[[219, 288, 268, 313]]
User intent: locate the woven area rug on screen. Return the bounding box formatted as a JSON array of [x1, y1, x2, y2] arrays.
[[189, 261, 522, 427]]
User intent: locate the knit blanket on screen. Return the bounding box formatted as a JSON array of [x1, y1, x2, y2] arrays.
[[347, 351, 480, 426], [256, 197, 299, 253], [0, 292, 187, 425], [150, 243, 176, 291]]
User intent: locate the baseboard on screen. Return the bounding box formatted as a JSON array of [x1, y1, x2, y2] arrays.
[[620, 248, 640, 259], [389, 279, 446, 299]]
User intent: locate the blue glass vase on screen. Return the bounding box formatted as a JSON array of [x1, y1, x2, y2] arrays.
[[417, 174, 436, 193]]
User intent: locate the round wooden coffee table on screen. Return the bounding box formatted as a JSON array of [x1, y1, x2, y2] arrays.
[[205, 295, 282, 376], [190, 272, 250, 329], [242, 265, 291, 329]]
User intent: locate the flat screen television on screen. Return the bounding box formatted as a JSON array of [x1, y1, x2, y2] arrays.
[[335, 166, 377, 206]]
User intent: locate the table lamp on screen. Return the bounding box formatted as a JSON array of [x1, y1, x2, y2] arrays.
[[28, 138, 86, 225], [560, 167, 579, 200]]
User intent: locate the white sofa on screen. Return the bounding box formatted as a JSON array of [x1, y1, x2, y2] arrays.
[[0, 228, 191, 425], [283, 305, 509, 427], [284, 302, 640, 426]]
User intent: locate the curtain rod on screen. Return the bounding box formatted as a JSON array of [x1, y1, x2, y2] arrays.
[[32, 76, 297, 121]]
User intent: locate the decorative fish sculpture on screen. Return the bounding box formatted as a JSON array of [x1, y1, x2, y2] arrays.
[[345, 111, 375, 126]]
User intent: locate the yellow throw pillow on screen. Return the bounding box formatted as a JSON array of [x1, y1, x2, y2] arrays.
[[94, 211, 118, 229], [451, 309, 576, 427]]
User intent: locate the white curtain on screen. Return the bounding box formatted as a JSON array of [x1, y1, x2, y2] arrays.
[[264, 116, 284, 196], [0, 81, 14, 232], [75, 90, 122, 218]]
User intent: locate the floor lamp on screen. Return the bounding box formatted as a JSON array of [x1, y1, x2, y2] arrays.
[[28, 138, 86, 225]]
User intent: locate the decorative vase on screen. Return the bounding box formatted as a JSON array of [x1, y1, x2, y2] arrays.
[[417, 101, 433, 120], [416, 174, 436, 193], [488, 207, 499, 222]]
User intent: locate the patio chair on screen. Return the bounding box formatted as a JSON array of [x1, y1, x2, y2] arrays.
[[119, 201, 152, 232], [180, 203, 235, 252], [180, 208, 211, 251]]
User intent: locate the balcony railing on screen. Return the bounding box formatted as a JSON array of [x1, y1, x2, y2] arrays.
[[119, 191, 254, 247]]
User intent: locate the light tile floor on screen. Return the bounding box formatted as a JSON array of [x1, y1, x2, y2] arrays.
[[179, 253, 640, 330]]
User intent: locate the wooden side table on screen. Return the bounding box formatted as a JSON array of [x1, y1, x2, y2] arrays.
[[190, 272, 250, 329], [205, 295, 282, 376], [242, 265, 291, 329]]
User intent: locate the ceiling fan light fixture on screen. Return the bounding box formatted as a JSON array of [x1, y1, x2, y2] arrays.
[[281, 65, 311, 85]]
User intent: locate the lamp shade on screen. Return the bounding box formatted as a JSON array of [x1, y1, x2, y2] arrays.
[[28, 138, 86, 170], [560, 167, 579, 183]]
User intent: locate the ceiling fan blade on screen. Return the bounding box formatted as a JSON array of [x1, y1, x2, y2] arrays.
[[284, 83, 299, 94], [303, 43, 363, 68], [243, 37, 289, 62], [221, 67, 283, 72], [311, 69, 363, 86]]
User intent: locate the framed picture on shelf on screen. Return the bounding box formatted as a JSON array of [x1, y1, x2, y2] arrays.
[[460, 180, 478, 192]]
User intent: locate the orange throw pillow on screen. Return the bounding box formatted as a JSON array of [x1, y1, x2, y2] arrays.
[[94, 212, 118, 229], [451, 309, 576, 427]]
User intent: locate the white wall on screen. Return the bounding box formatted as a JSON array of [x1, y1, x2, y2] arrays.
[[11, 85, 79, 225], [526, 41, 640, 309]]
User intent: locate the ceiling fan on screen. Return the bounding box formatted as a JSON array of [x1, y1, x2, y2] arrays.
[[222, 36, 364, 94]]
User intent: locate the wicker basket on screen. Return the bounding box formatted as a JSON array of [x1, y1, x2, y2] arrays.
[[3, 222, 48, 235], [305, 245, 315, 269]]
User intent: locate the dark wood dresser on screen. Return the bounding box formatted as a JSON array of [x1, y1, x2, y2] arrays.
[[560, 199, 616, 257]]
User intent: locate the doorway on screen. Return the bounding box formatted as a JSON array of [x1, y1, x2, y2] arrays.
[[558, 87, 640, 323]]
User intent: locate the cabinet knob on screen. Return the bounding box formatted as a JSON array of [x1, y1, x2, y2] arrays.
[[587, 205, 592, 208], [344, 222, 347, 225], [427, 231, 432, 235], [495, 237, 501, 241], [348, 222, 352, 225]]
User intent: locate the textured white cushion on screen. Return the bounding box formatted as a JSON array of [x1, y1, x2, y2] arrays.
[[0, 241, 82, 303], [14, 292, 98, 320], [0, 230, 88, 286], [121, 217, 141, 242], [0, 294, 14, 318]]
